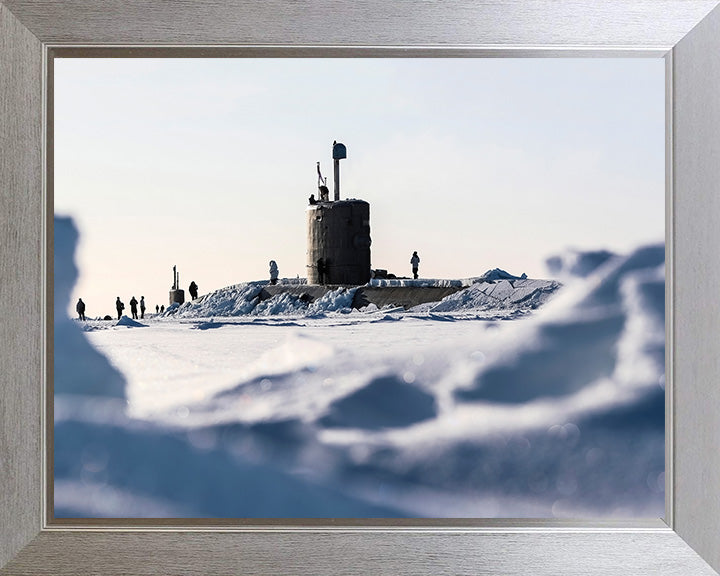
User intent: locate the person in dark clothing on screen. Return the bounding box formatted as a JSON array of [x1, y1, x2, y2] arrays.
[[115, 297, 125, 319], [156, 304, 159, 314], [140, 296, 146, 319], [410, 251, 420, 280], [129, 296, 139, 319], [189, 281, 198, 300], [160, 305, 165, 313], [317, 257, 326, 285], [308, 194, 317, 205], [76, 298, 86, 321]]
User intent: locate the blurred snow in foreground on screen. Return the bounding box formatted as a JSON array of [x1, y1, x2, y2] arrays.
[[54, 217, 665, 519]]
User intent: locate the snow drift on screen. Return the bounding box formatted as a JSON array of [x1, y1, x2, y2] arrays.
[[162, 275, 558, 319], [54, 216, 665, 519], [429, 278, 558, 313]]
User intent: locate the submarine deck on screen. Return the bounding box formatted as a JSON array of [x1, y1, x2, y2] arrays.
[[259, 284, 463, 310]]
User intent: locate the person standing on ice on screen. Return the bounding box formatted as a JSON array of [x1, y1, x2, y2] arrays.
[[115, 297, 125, 319], [269, 260, 279, 285], [410, 251, 420, 279], [140, 296, 146, 319], [189, 281, 198, 300], [129, 296, 139, 319], [155, 304, 159, 314], [76, 298, 86, 321]]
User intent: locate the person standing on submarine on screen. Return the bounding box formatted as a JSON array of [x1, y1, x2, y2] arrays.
[[410, 251, 420, 279], [317, 257, 326, 285]]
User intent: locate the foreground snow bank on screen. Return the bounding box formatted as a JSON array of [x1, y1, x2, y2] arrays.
[[54, 218, 125, 399], [55, 216, 665, 518]]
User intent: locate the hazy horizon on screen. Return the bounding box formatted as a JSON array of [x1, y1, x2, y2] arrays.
[[55, 58, 664, 317]]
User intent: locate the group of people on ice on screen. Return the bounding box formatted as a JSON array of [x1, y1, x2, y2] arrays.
[[74, 281, 200, 321], [115, 296, 147, 320]]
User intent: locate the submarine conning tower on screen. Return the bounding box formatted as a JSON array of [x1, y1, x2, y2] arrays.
[[169, 265, 185, 305], [306, 141, 371, 285]]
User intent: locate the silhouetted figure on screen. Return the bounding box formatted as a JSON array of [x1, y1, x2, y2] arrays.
[[317, 161, 327, 187], [160, 305, 165, 313], [308, 193, 317, 205], [140, 296, 146, 319], [130, 296, 138, 319], [317, 257, 326, 285], [189, 281, 198, 300], [319, 185, 329, 202], [76, 298, 86, 321], [156, 304, 159, 314], [410, 251, 420, 279], [269, 260, 279, 285], [115, 297, 125, 319]]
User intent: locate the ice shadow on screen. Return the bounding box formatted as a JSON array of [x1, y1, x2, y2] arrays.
[[54, 419, 403, 518], [320, 375, 437, 430], [457, 313, 625, 404]]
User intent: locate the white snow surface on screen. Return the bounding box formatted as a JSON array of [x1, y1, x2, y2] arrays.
[[429, 278, 558, 313], [54, 216, 665, 519], [162, 282, 361, 319], [116, 316, 148, 328]]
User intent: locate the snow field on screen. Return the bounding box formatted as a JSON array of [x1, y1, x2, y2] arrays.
[[54, 216, 665, 518]]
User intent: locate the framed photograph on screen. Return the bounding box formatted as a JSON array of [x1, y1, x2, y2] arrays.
[[2, 1, 720, 575], [51, 55, 667, 523]]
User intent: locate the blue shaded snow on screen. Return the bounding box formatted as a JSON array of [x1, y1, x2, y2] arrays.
[[54, 216, 665, 518]]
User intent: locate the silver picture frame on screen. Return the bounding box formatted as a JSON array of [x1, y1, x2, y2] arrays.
[[2, 1, 719, 574]]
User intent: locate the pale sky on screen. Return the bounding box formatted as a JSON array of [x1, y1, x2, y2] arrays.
[[54, 58, 665, 317]]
